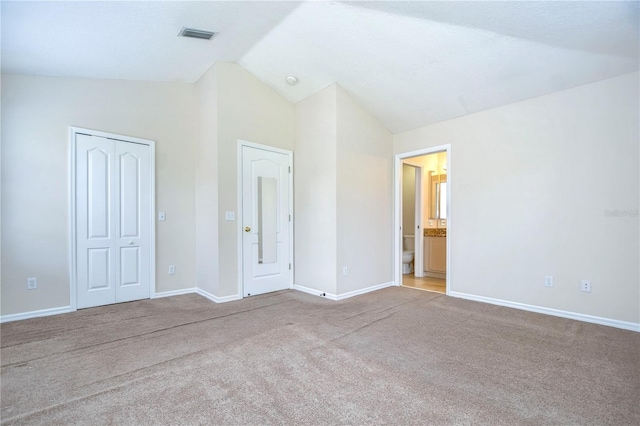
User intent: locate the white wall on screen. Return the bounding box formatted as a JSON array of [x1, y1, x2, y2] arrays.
[[294, 84, 393, 296], [394, 72, 640, 324], [215, 62, 295, 297], [1, 74, 197, 316], [294, 85, 338, 295], [194, 66, 219, 296], [336, 86, 393, 294]]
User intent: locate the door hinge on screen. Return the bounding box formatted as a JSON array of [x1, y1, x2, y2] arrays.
[[289, 214, 291, 222], [289, 263, 292, 270], [289, 166, 291, 173]]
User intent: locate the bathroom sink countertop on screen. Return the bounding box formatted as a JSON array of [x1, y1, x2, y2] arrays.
[[424, 228, 446, 237]]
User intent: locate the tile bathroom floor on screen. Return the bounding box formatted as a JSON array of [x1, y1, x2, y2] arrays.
[[402, 274, 446, 294]]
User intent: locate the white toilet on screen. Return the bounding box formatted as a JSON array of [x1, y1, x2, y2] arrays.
[[402, 235, 415, 274]]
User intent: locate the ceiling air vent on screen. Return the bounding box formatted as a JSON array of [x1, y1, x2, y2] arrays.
[[179, 27, 216, 40]]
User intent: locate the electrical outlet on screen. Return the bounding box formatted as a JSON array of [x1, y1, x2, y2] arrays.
[[545, 276, 554, 287], [168, 265, 176, 275], [581, 280, 591, 293], [27, 277, 37, 290], [343, 267, 348, 276], [225, 211, 235, 221]]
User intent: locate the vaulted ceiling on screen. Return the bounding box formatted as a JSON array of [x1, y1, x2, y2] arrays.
[[2, 1, 638, 133]]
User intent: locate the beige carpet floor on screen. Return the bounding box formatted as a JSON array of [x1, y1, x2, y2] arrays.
[[1, 287, 638, 425]]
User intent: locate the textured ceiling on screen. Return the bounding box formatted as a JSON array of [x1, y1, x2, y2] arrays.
[[2, 1, 639, 133], [1, 1, 299, 82]]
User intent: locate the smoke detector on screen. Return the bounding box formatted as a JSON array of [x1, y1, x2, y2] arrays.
[[286, 75, 298, 85], [179, 27, 216, 40]]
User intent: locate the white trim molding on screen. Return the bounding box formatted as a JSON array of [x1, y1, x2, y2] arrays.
[[1, 287, 245, 323], [294, 282, 395, 301], [196, 288, 242, 304], [1, 306, 72, 323], [334, 282, 395, 301], [293, 284, 332, 298], [449, 291, 640, 332], [153, 288, 197, 299], [149, 287, 245, 303]]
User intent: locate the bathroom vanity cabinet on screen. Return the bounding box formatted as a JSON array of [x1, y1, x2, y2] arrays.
[[424, 237, 446, 273]]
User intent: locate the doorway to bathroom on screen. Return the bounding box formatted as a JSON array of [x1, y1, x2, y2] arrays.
[[395, 145, 450, 295]]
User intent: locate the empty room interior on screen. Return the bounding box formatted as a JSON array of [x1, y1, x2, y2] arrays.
[[1, 1, 639, 424]]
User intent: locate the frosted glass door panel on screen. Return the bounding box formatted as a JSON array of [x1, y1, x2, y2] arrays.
[[258, 177, 277, 264]]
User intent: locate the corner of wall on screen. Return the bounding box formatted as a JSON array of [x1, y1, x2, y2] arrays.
[[293, 84, 338, 295], [294, 82, 395, 297], [195, 64, 220, 296]]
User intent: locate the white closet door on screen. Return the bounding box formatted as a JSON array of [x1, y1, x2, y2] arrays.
[[76, 135, 117, 308], [76, 134, 151, 309], [115, 141, 151, 303]]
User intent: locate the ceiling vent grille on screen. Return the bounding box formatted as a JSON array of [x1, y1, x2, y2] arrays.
[[179, 27, 216, 40]]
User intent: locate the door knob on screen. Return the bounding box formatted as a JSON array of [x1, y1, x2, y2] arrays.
[[128, 241, 134, 245], [244, 227, 251, 232]]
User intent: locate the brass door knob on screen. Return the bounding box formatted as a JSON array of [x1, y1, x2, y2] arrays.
[[244, 226, 251, 232]]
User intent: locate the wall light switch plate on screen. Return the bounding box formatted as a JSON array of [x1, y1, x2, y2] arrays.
[[158, 212, 166, 221], [225, 211, 235, 221], [168, 265, 176, 275]]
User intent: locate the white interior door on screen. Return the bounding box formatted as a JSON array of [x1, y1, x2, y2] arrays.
[[115, 141, 151, 303], [76, 134, 151, 309], [241, 145, 291, 297]]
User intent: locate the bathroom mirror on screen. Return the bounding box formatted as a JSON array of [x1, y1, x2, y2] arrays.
[[430, 174, 447, 219], [257, 176, 277, 264]]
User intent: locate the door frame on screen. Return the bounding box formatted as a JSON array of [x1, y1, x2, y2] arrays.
[[394, 144, 451, 294], [236, 140, 294, 298], [69, 126, 156, 311], [400, 160, 424, 277]]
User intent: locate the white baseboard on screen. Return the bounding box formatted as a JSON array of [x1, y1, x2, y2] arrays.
[[293, 282, 395, 301], [196, 288, 242, 303], [0, 306, 72, 323], [449, 291, 640, 332], [293, 284, 334, 299], [153, 288, 197, 298], [154, 287, 241, 303], [1, 287, 242, 324], [335, 282, 395, 301]]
